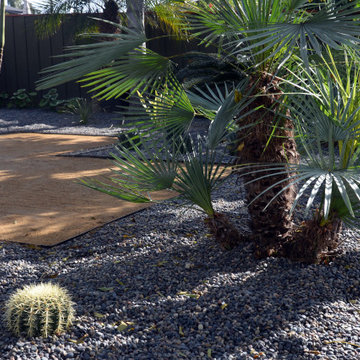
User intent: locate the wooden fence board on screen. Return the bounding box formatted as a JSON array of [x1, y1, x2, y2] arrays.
[[1, 17, 18, 92], [1, 14, 213, 100], [24, 16, 42, 93], [13, 16, 30, 90]]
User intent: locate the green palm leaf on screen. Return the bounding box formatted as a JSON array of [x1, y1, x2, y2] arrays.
[[80, 135, 178, 203], [174, 137, 228, 216], [185, 0, 360, 71], [80, 48, 171, 99], [206, 80, 259, 149], [81, 133, 228, 217], [36, 21, 172, 98], [186, 79, 260, 149], [120, 74, 195, 142]]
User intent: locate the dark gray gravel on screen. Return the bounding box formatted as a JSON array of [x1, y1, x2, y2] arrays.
[[1, 109, 360, 360], [0, 108, 123, 136]]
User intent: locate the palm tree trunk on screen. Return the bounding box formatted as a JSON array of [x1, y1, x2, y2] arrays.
[[237, 75, 345, 264], [205, 212, 244, 250], [283, 211, 343, 264], [0, 0, 5, 72], [237, 74, 298, 258]]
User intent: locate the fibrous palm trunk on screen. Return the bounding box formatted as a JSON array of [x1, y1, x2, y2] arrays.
[[283, 211, 343, 264], [236, 74, 298, 258], [205, 212, 244, 250]]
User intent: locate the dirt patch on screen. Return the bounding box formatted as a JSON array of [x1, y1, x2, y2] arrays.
[[0, 133, 175, 246]]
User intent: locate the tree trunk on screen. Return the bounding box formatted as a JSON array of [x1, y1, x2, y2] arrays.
[[126, 0, 145, 34], [0, 0, 5, 72], [204, 212, 244, 250], [125, 0, 145, 117], [99, 0, 120, 35], [282, 211, 343, 264], [236, 74, 298, 258]]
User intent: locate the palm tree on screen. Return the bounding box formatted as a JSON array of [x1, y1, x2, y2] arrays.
[[181, 0, 360, 258], [77, 73, 255, 249], [36, 0, 360, 262], [264, 47, 360, 263], [247, 79, 360, 263]]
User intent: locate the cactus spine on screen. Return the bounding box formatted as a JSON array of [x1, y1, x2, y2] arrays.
[[5, 283, 75, 337]]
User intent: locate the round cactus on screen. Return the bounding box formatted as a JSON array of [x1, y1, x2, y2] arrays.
[[5, 282, 75, 338]]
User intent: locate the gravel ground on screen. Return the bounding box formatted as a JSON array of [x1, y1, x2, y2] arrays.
[[1, 109, 360, 360], [0, 108, 123, 136]]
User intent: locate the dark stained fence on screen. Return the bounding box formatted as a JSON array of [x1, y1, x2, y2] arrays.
[[0, 14, 208, 100], [0, 14, 90, 99]]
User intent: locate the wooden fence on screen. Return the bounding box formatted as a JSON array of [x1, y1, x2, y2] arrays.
[[0, 14, 204, 100]]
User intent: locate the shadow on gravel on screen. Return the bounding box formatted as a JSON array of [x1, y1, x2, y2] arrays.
[[1, 201, 360, 359]]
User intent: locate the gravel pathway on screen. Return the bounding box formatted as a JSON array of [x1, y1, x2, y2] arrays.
[[0, 109, 360, 360]]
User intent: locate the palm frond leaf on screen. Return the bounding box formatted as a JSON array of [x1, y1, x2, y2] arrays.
[[186, 78, 259, 149], [80, 134, 178, 203], [206, 80, 259, 149], [185, 0, 360, 70], [120, 74, 195, 142], [174, 137, 228, 216], [37, 22, 172, 98]]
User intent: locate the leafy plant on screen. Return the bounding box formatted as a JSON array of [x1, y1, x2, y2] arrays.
[[79, 76, 253, 249], [182, 0, 360, 259], [81, 133, 244, 249], [8, 89, 37, 109], [286, 47, 360, 166], [60, 98, 93, 124], [39, 88, 64, 110], [5, 282, 75, 338]]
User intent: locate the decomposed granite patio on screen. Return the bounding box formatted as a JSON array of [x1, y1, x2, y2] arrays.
[[0, 133, 175, 246]]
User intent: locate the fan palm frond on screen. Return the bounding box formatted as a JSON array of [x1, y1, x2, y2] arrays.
[[81, 131, 229, 217], [120, 74, 195, 143], [186, 78, 260, 149], [284, 47, 360, 166], [36, 22, 172, 98], [80, 134, 178, 203], [174, 137, 228, 216], [185, 0, 360, 71]]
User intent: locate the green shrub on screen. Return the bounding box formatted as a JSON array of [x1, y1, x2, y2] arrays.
[[8, 89, 37, 109], [39, 89, 64, 110], [5, 282, 75, 338], [59, 98, 93, 124]]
